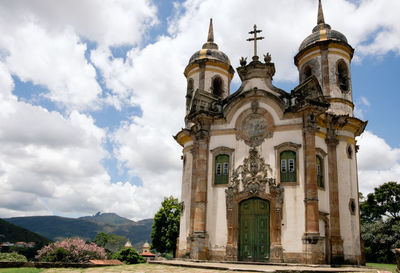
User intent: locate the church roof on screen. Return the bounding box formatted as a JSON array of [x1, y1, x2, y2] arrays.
[[188, 19, 231, 65], [298, 0, 348, 51]]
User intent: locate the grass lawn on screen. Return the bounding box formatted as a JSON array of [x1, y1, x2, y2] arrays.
[[366, 262, 397, 273], [0, 268, 41, 273], [0, 264, 237, 273]]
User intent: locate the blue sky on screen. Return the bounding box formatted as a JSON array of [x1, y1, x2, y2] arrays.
[[0, 0, 399, 220]]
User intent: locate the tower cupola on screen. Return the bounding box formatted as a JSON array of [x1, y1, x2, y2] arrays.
[[294, 0, 355, 116], [184, 19, 234, 115]]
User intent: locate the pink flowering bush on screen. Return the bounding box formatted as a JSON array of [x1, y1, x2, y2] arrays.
[[36, 238, 106, 263]]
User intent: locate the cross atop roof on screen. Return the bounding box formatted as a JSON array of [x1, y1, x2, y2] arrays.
[[247, 24, 264, 61]]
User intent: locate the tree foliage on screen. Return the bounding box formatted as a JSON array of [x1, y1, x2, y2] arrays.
[[36, 238, 106, 263], [93, 232, 127, 257], [0, 252, 28, 262], [151, 196, 181, 256], [360, 181, 400, 263], [112, 247, 144, 264]]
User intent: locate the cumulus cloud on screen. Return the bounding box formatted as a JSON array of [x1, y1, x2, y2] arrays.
[[0, 0, 399, 220], [357, 131, 400, 194]]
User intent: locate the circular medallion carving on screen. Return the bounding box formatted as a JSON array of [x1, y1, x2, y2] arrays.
[[239, 113, 272, 147]]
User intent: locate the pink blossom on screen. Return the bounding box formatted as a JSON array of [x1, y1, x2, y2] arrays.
[[36, 237, 106, 263]]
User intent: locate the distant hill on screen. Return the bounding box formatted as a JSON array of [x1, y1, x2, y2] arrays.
[[0, 218, 51, 245], [5, 213, 153, 250], [79, 212, 133, 225]]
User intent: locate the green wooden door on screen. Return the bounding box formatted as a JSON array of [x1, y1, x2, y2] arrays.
[[239, 198, 270, 262]]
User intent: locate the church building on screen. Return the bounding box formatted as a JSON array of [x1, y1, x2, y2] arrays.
[[174, 0, 366, 265]]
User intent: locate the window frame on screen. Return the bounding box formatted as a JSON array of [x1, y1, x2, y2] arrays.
[[336, 59, 350, 93], [275, 142, 301, 185], [211, 146, 234, 187]]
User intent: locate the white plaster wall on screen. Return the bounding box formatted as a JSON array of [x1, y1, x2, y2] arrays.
[[337, 140, 361, 258], [179, 148, 193, 251], [274, 130, 306, 253], [206, 134, 236, 251]]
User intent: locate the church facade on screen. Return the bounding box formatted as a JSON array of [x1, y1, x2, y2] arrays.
[[174, 1, 366, 265]]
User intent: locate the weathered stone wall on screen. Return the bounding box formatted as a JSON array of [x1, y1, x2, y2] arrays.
[[177, 144, 193, 257]]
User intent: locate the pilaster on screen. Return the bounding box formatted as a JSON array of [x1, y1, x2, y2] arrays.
[[320, 44, 330, 97], [189, 117, 211, 260], [325, 129, 344, 264], [302, 112, 321, 264]]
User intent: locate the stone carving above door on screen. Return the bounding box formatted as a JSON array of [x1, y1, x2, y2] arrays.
[[226, 148, 278, 209]]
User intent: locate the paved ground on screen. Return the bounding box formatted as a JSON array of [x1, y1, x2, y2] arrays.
[[151, 260, 379, 273], [0, 262, 388, 273]]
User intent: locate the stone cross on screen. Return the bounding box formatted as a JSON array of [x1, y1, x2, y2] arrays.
[[247, 24, 264, 60]]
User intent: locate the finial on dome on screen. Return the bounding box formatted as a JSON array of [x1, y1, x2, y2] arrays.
[[207, 18, 214, 43], [317, 0, 325, 25], [202, 19, 218, 49]]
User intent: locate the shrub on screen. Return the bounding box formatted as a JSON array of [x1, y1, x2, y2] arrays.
[[112, 247, 145, 264], [36, 237, 106, 263], [0, 252, 28, 262]]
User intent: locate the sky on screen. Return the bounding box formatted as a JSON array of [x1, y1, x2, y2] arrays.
[[0, 0, 399, 220]]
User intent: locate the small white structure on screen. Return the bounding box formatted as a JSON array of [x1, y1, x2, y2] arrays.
[[124, 240, 132, 248]]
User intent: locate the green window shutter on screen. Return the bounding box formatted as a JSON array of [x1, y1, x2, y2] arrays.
[[280, 151, 296, 182], [316, 155, 324, 187], [215, 154, 229, 185]]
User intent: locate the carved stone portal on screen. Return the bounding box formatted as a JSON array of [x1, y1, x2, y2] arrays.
[[225, 148, 284, 262]]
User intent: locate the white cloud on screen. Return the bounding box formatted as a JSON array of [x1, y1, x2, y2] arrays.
[[357, 131, 400, 194], [0, 0, 158, 47], [0, 0, 158, 111], [354, 96, 371, 119], [0, 0, 400, 220]]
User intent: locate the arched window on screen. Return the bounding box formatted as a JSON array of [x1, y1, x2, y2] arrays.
[[187, 78, 194, 93], [215, 154, 229, 185], [337, 60, 349, 92], [303, 65, 312, 80], [280, 151, 296, 182], [347, 144, 353, 159], [212, 76, 223, 97], [316, 155, 324, 188]]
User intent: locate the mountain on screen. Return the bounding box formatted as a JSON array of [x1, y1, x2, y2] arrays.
[[79, 212, 133, 225], [5, 213, 153, 250], [0, 218, 51, 245]]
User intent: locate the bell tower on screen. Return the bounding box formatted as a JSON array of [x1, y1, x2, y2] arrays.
[[294, 0, 355, 116], [184, 19, 235, 116]]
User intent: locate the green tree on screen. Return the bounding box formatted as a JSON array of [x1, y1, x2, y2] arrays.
[[112, 247, 145, 264], [93, 232, 127, 257], [151, 196, 181, 257], [0, 252, 28, 262], [374, 181, 400, 219], [360, 181, 400, 222], [360, 181, 400, 263]]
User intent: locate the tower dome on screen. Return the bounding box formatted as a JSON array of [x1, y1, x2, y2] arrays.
[[187, 19, 231, 66], [298, 1, 348, 51], [294, 0, 355, 116], [184, 19, 235, 116]]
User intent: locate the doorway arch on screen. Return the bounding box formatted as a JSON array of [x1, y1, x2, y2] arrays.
[[239, 198, 270, 261]]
